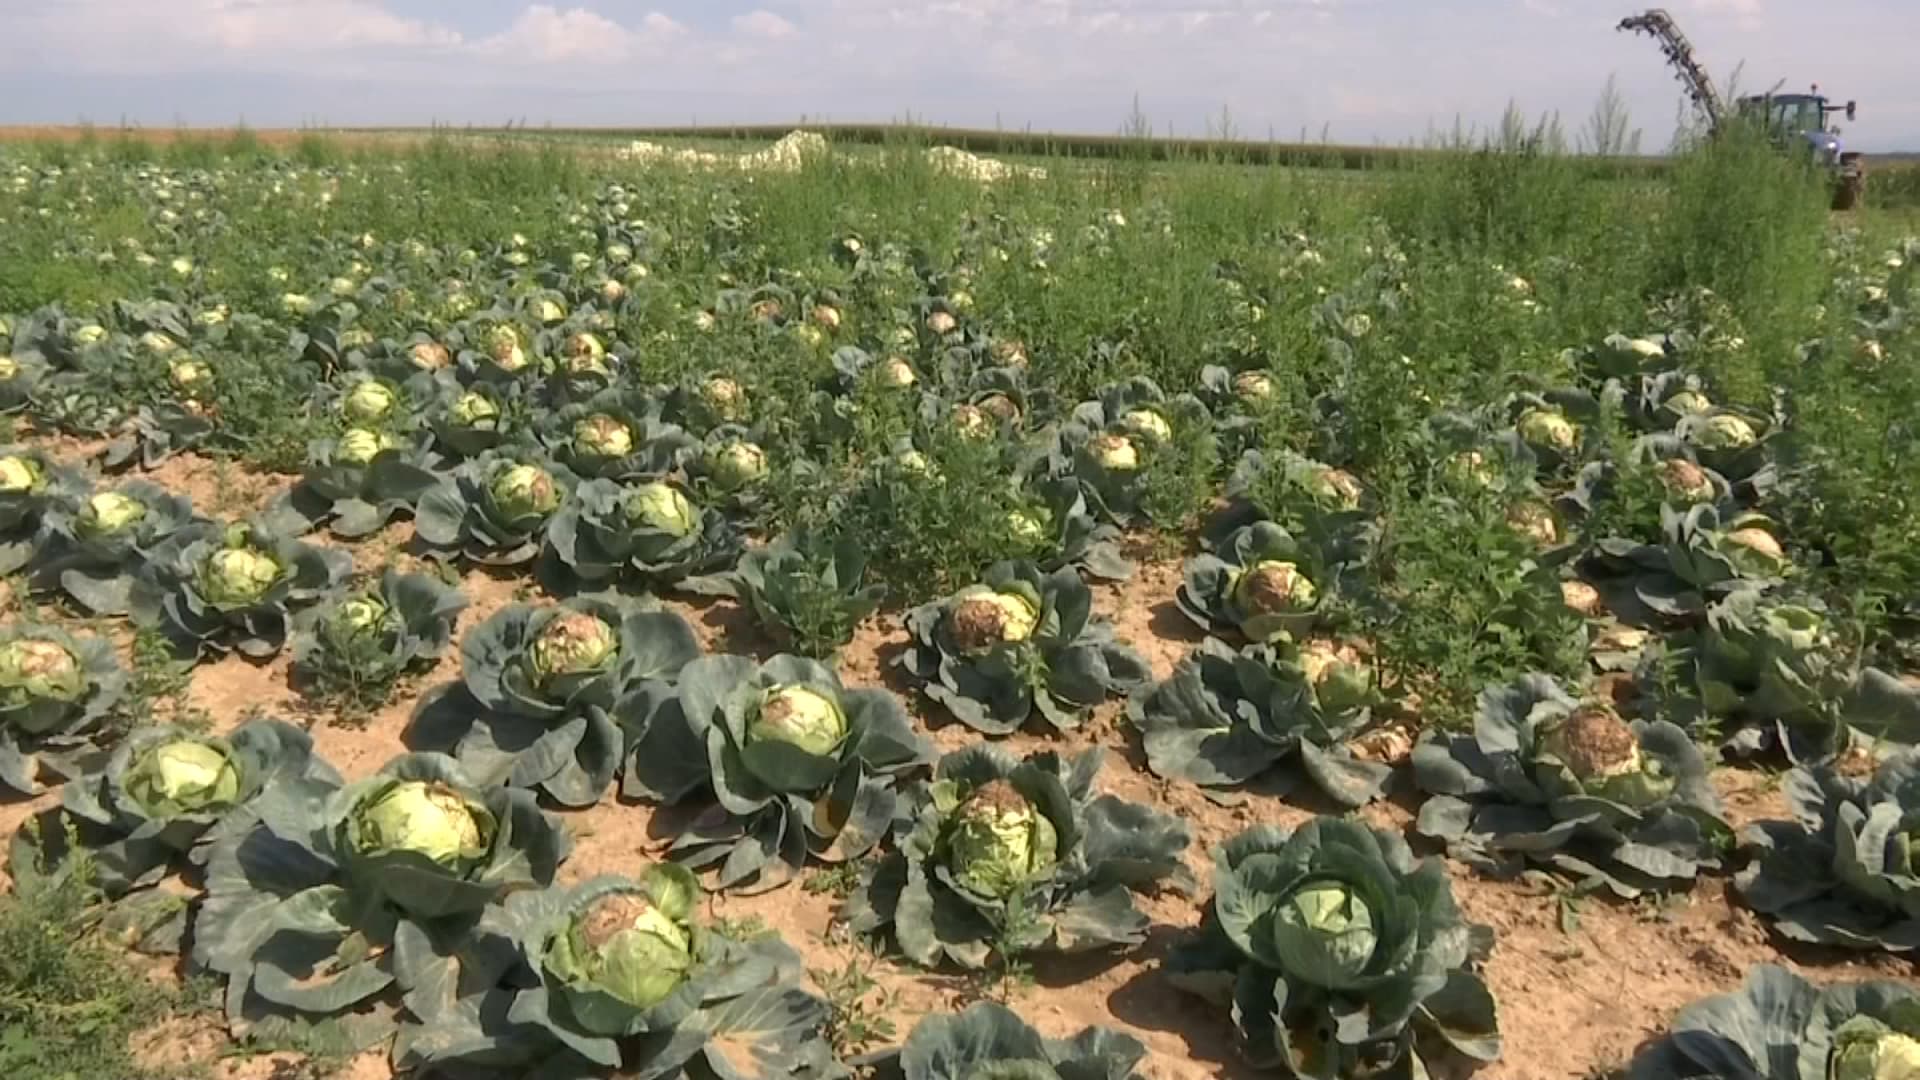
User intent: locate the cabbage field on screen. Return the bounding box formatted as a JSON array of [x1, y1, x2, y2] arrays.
[[0, 129, 1918, 1080]]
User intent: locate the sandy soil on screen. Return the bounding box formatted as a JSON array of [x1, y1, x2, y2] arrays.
[[0, 441, 1906, 1080]]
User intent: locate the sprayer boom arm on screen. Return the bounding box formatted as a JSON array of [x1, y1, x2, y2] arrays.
[[1618, 9, 1724, 129]]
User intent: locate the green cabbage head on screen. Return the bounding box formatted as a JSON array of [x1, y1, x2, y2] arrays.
[[451, 391, 500, 428], [706, 441, 768, 490], [531, 611, 619, 681], [0, 638, 85, 708], [1272, 879, 1379, 985], [78, 491, 148, 537], [342, 381, 398, 424], [124, 738, 243, 816], [336, 427, 400, 466], [351, 779, 492, 867], [1832, 1018, 1920, 1080], [549, 888, 695, 1011], [749, 685, 848, 756], [197, 529, 284, 607], [329, 595, 394, 643], [627, 483, 697, 537], [0, 454, 44, 493], [946, 780, 1060, 899], [1692, 413, 1759, 451]]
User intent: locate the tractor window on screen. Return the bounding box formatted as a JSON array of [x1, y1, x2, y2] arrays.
[[1768, 99, 1824, 133]]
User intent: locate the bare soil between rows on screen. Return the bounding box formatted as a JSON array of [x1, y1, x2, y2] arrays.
[[0, 442, 1903, 1080]]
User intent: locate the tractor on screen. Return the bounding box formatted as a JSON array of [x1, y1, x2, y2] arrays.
[[1618, 9, 1866, 209]]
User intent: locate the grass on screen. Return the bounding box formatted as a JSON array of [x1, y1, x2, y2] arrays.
[[0, 845, 192, 1080]]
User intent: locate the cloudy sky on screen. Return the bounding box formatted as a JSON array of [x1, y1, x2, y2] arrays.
[[1, 0, 1913, 151]]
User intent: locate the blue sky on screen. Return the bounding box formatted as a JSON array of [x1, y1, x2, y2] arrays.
[[0, 0, 1913, 151]]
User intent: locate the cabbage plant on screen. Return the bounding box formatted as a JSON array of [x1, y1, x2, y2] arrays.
[[291, 569, 468, 707], [192, 753, 569, 1056], [728, 529, 884, 659], [1166, 819, 1501, 1079], [625, 654, 932, 892], [899, 561, 1150, 735], [862, 1002, 1148, 1080], [0, 444, 80, 574], [1582, 504, 1792, 623], [276, 428, 440, 538], [1178, 521, 1343, 643], [546, 390, 695, 479], [397, 867, 841, 1078], [1675, 406, 1775, 493], [845, 744, 1191, 969], [29, 480, 199, 616], [1218, 449, 1376, 560], [544, 477, 740, 592], [1012, 474, 1134, 582], [1736, 750, 1920, 953], [410, 600, 700, 807], [0, 624, 128, 795], [1628, 965, 1920, 1079], [131, 519, 350, 658], [424, 377, 520, 460], [415, 450, 576, 567], [1051, 376, 1214, 527], [99, 401, 217, 471], [1130, 636, 1391, 808], [23, 718, 339, 898], [1685, 589, 1855, 753], [1412, 673, 1730, 897]]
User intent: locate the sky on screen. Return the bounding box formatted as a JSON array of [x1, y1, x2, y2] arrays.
[[0, 0, 1914, 152]]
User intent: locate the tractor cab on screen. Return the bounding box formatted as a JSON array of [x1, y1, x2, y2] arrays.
[[1734, 90, 1856, 162]]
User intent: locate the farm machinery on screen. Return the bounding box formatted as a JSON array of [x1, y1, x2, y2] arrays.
[[1618, 8, 1866, 209]]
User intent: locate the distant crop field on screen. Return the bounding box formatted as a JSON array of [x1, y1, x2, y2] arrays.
[[0, 126, 1917, 1080]]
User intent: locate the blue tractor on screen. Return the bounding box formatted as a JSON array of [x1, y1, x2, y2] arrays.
[[1619, 10, 1866, 209]]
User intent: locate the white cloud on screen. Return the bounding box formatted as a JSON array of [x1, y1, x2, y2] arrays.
[[731, 10, 799, 38], [474, 5, 681, 62], [2, 0, 1915, 150]]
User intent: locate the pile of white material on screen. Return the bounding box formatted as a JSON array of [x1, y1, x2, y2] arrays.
[[739, 130, 830, 172], [614, 130, 1043, 183], [614, 130, 828, 173], [923, 145, 1047, 182]]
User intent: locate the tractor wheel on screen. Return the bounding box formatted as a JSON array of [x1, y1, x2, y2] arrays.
[[1834, 154, 1867, 211]]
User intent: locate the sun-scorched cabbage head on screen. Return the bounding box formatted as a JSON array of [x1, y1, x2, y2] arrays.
[[531, 610, 619, 683], [491, 462, 563, 519], [945, 779, 1061, 899], [1089, 432, 1140, 472], [0, 637, 85, 711], [1234, 560, 1318, 620], [705, 439, 767, 490], [946, 590, 1040, 654], [748, 684, 849, 757], [573, 413, 636, 460], [1536, 703, 1675, 807], [349, 778, 493, 869], [547, 885, 696, 1012]]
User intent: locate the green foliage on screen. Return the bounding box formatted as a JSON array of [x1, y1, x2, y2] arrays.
[[0, 846, 188, 1080]]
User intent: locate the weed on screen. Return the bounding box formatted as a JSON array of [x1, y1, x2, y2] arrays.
[[0, 842, 191, 1080], [809, 940, 900, 1060]]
